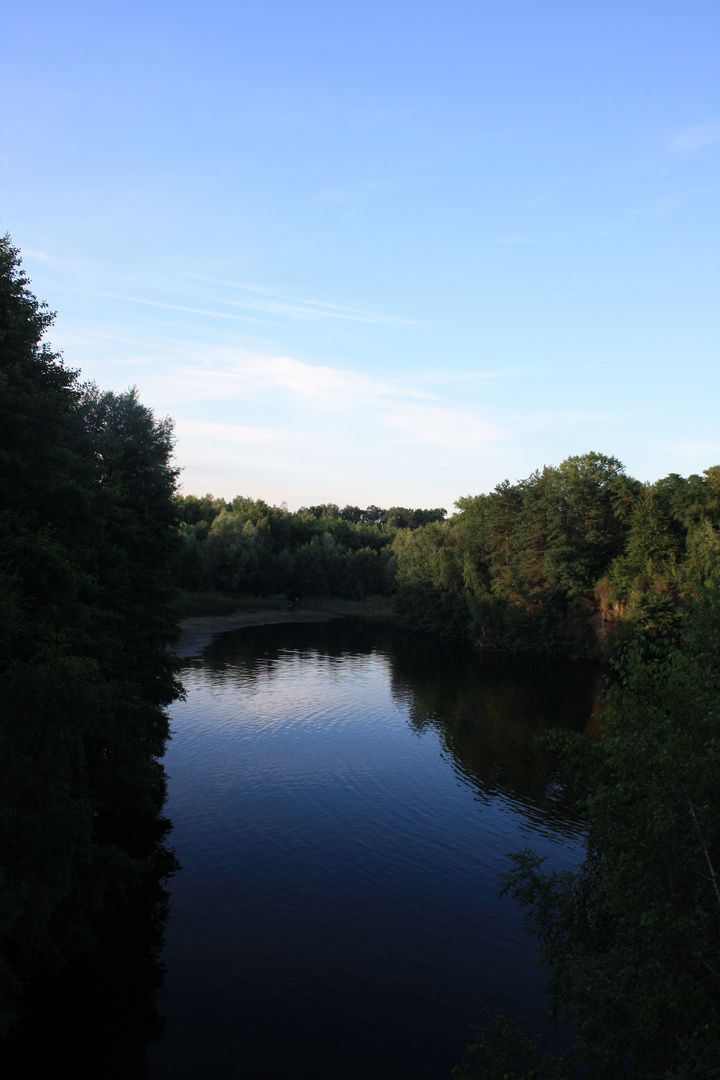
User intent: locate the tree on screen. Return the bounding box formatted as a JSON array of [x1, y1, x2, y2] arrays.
[[453, 1011, 569, 1080], [76, 384, 182, 816], [501, 577, 720, 1079], [541, 453, 633, 600], [0, 234, 181, 1033]]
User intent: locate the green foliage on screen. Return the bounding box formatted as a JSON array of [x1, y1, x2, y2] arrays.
[[173, 492, 444, 600], [394, 454, 719, 657], [174, 590, 239, 617], [393, 583, 473, 638], [453, 1012, 570, 1080], [467, 593, 598, 659], [501, 579, 720, 1078], [0, 234, 181, 1034], [174, 454, 720, 656]]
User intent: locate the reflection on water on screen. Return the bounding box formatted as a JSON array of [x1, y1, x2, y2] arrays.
[[4, 816, 177, 1080], [145, 619, 600, 1080]]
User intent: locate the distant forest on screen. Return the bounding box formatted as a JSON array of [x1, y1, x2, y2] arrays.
[[175, 453, 720, 657]]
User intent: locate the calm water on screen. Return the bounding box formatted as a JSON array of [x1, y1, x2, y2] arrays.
[[145, 619, 599, 1080], [7, 618, 599, 1079]]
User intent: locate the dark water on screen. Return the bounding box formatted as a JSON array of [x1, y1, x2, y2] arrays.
[[146, 619, 599, 1080], [5, 619, 600, 1079]]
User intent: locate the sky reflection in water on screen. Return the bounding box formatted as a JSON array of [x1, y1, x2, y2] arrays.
[[147, 619, 599, 1080]]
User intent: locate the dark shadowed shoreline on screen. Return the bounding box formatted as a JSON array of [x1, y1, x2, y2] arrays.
[[174, 610, 342, 658]]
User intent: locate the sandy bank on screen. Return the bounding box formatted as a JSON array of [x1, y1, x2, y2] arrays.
[[173, 609, 342, 658]]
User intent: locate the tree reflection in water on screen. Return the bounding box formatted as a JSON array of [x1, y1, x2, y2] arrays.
[[9, 620, 601, 1080], [147, 619, 599, 1080]]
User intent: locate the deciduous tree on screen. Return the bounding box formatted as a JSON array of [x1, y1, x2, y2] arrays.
[[501, 579, 720, 1078]]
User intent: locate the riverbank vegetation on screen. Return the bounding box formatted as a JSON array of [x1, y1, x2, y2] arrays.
[[174, 495, 446, 600], [0, 235, 181, 1035], [396, 454, 720, 658], [175, 453, 720, 660], [455, 575, 720, 1079]]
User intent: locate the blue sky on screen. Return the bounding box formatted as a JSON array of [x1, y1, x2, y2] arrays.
[[2, 1, 718, 510]]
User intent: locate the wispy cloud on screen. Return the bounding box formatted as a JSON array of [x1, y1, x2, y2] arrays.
[[384, 402, 505, 447], [194, 275, 413, 325], [181, 353, 395, 405], [217, 294, 408, 324], [163, 351, 509, 457], [89, 292, 272, 324], [412, 367, 528, 391], [515, 410, 621, 426], [669, 441, 720, 460], [669, 122, 720, 154], [31, 256, 412, 329], [176, 419, 294, 447], [631, 187, 713, 220]]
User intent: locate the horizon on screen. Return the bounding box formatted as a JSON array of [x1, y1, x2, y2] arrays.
[[2, 2, 718, 510]]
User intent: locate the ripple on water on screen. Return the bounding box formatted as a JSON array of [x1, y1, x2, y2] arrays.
[[150, 622, 594, 1080]]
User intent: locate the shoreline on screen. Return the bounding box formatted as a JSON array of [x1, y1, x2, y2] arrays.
[[173, 609, 343, 658]]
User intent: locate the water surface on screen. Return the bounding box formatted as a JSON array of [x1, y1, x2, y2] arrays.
[[146, 619, 598, 1079]]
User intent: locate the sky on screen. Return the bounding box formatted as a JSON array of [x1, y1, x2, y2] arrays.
[[2, 1, 719, 511]]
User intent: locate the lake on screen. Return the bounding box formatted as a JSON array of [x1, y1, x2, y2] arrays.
[[145, 618, 598, 1079], [7, 617, 599, 1079]]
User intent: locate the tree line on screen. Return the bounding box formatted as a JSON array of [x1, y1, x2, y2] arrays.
[[176, 452, 720, 658], [174, 493, 446, 599], [393, 452, 720, 656], [0, 235, 181, 1035]]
